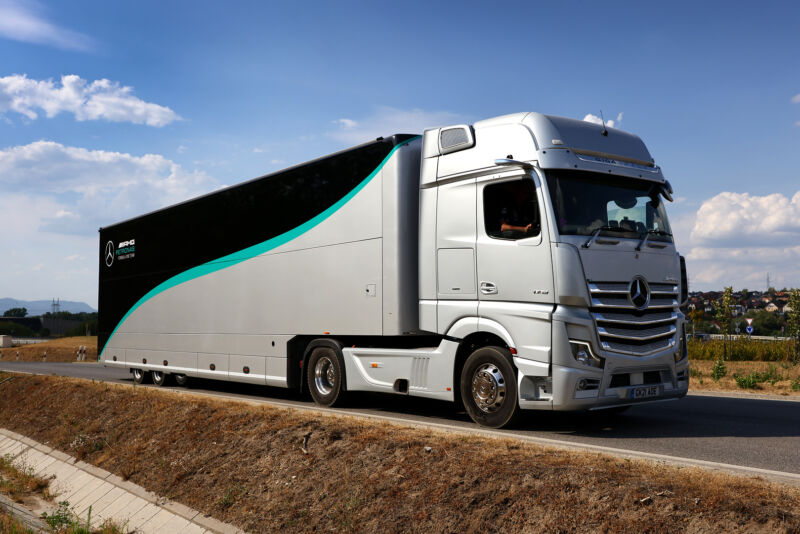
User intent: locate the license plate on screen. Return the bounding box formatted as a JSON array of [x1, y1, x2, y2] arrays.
[[630, 385, 659, 399]]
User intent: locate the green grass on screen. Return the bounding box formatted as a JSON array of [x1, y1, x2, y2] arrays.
[[42, 501, 127, 534]]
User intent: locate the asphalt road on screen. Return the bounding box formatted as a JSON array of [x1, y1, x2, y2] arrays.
[[2, 361, 799, 481]]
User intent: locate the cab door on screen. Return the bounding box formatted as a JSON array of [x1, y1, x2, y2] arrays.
[[435, 177, 478, 332], [476, 169, 554, 366]]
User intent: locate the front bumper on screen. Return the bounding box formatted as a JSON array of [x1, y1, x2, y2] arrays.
[[515, 306, 690, 411], [548, 358, 689, 411]]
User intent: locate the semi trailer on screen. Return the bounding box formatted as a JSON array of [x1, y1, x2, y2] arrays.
[[98, 112, 689, 428]]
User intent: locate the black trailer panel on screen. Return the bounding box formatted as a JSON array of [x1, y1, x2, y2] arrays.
[[98, 135, 415, 354]]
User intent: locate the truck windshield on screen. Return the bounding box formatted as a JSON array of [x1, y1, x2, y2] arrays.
[[545, 170, 673, 242]]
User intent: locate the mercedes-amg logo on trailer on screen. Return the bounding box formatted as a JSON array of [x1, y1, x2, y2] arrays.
[[628, 276, 650, 310], [105, 241, 115, 267]]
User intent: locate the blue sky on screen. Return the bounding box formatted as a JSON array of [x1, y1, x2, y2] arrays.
[[1, 0, 799, 307]]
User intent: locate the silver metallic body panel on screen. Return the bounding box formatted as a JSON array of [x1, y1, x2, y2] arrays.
[[104, 140, 423, 386]]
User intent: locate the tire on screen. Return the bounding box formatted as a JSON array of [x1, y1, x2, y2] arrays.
[[173, 374, 189, 387], [306, 347, 345, 407], [151, 370, 170, 387], [460, 346, 519, 428], [132, 368, 149, 384]]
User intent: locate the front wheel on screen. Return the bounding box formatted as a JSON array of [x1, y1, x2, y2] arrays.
[[460, 346, 519, 428], [306, 347, 345, 407]]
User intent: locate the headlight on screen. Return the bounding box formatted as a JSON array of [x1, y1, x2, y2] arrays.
[[569, 341, 604, 368]]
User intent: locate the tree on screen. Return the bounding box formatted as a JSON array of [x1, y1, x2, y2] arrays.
[[786, 289, 800, 363], [0, 321, 35, 337], [714, 286, 734, 360], [2, 307, 27, 318], [752, 310, 784, 336]]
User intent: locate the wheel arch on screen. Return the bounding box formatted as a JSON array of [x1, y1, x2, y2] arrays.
[[446, 318, 516, 407]]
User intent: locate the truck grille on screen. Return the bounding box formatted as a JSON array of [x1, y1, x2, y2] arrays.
[[588, 281, 679, 356]]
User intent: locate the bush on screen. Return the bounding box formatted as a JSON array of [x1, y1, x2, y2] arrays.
[[733, 365, 783, 389], [711, 359, 727, 381], [689, 338, 794, 362], [734, 373, 759, 389]]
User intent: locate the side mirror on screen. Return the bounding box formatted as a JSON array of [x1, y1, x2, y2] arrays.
[[660, 179, 674, 202]]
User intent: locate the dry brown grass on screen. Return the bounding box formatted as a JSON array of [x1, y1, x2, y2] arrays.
[[0, 454, 50, 503], [0, 510, 33, 534], [0, 337, 97, 363], [690, 360, 800, 396], [0, 373, 797, 533]]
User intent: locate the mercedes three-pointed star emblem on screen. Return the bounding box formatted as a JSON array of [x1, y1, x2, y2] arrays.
[[628, 275, 650, 310], [105, 241, 115, 267]]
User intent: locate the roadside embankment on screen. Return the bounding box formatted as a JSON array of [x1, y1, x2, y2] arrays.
[[0, 373, 798, 533], [689, 360, 800, 396], [0, 337, 97, 363]]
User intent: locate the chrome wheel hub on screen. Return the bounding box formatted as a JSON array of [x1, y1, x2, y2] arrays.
[[314, 356, 336, 396], [471, 363, 506, 413]]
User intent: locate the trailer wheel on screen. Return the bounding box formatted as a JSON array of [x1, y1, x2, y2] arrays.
[[306, 347, 344, 406], [174, 374, 189, 387], [151, 370, 170, 387], [132, 369, 149, 384], [460, 346, 519, 428]]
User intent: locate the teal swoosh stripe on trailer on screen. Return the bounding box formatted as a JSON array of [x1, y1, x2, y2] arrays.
[[100, 136, 421, 358]]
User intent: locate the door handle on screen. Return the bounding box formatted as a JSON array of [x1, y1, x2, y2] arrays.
[[480, 281, 497, 295]]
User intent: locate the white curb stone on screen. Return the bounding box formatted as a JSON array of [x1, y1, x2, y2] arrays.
[[0, 428, 240, 533]]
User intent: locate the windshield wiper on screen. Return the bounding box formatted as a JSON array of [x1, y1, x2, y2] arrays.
[[582, 225, 628, 248], [636, 229, 673, 251]]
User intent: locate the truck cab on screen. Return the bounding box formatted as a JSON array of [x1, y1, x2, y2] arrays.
[[417, 112, 688, 425]]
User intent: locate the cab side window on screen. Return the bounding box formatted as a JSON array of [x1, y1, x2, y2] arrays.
[[483, 179, 540, 240]]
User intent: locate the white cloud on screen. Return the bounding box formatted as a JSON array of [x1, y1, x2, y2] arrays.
[[0, 140, 219, 234], [0, 0, 95, 51], [681, 190, 800, 291], [582, 112, 622, 128], [328, 106, 466, 145], [252, 147, 263, 153], [690, 191, 800, 245], [177, 145, 187, 154], [333, 118, 357, 129], [0, 74, 180, 126], [792, 94, 800, 104]]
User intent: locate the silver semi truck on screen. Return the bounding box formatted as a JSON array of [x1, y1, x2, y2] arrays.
[[99, 112, 689, 428]]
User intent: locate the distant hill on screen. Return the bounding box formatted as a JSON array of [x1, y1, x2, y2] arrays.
[[0, 298, 96, 317]]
